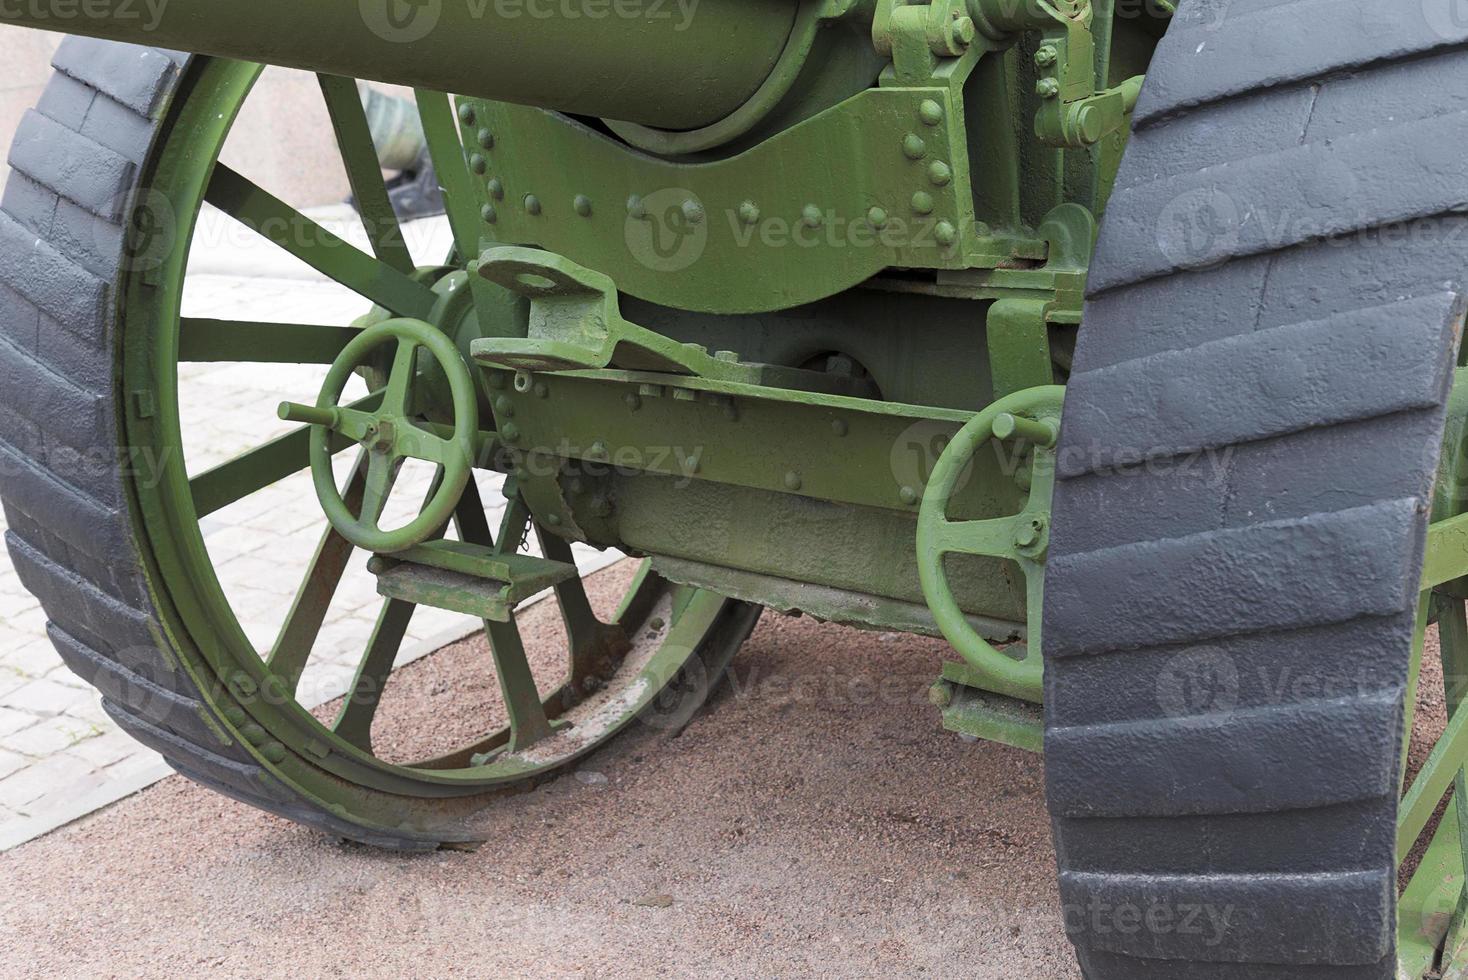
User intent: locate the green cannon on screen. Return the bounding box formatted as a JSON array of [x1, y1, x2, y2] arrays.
[[1, 0, 1466, 976]]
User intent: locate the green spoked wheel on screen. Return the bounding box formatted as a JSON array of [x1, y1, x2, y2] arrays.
[[0, 48, 758, 848]]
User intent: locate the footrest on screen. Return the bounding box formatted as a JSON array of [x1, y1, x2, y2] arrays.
[[930, 661, 1043, 754], [367, 540, 579, 621]]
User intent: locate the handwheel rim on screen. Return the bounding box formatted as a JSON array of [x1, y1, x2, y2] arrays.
[[115, 56, 751, 810], [304, 318, 479, 553]]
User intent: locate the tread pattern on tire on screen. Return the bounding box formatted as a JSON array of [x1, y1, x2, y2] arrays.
[[1045, 2, 1468, 976], [0, 39, 444, 851]]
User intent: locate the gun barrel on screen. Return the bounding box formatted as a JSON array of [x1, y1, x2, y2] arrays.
[[0, 0, 799, 130]]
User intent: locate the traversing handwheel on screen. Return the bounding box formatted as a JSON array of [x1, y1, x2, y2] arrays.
[[916, 386, 1064, 703], [280, 317, 479, 553]]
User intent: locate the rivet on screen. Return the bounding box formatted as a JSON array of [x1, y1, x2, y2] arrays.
[[487, 177, 505, 200], [457, 103, 476, 125], [912, 191, 935, 215], [625, 392, 642, 411], [935, 221, 958, 247], [590, 440, 609, 459], [500, 422, 521, 443], [240, 723, 267, 746], [919, 99, 944, 126], [902, 133, 927, 159], [223, 706, 247, 726], [469, 153, 487, 175], [686, 456, 701, 474], [481, 204, 498, 224], [261, 742, 288, 764], [738, 201, 761, 225], [801, 205, 824, 229], [494, 396, 514, 418], [487, 372, 507, 390], [627, 195, 648, 219], [477, 128, 495, 149], [867, 206, 889, 229], [784, 471, 803, 491], [574, 194, 593, 217], [546, 513, 562, 526], [928, 161, 953, 186], [900, 486, 919, 506], [534, 383, 549, 399], [524, 194, 542, 215], [681, 199, 705, 224], [831, 418, 849, 437]]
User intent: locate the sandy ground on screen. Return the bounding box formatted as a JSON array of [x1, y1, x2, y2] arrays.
[[0, 558, 1452, 979], [0, 562, 1076, 979]]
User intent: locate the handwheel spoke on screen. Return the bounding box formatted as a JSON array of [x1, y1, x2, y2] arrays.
[[381, 338, 419, 417], [935, 516, 1018, 558], [178, 317, 361, 364], [204, 164, 436, 319], [358, 452, 398, 527], [317, 74, 415, 276], [267, 451, 381, 695], [189, 390, 383, 518]]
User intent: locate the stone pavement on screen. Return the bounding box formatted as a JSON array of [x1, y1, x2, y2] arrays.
[[0, 207, 618, 849]]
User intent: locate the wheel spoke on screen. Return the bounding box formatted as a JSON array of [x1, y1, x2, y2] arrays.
[[204, 163, 436, 319], [935, 516, 1017, 558], [413, 90, 484, 263], [267, 451, 383, 695], [189, 390, 383, 518], [317, 74, 416, 276], [455, 481, 558, 752], [332, 598, 416, 753], [537, 526, 629, 689], [179, 318, 362, 364]]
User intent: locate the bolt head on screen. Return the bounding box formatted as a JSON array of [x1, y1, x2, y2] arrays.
[[681, 199, 705, 224], [738, 201, 761, 225], [949, 15, 976, 45], [1034, 45, 1058, 67], [1036, 78, 1060, 99]]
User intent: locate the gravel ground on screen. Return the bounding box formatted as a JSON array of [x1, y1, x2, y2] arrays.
[[0, 559, 1453, 978], [0, 562, 1073, 978]]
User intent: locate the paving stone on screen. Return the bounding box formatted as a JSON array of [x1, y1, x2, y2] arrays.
[[0, 707, 36, 737], [0, 749, 24, 781], [4, 716, 97, 758], [0, 752, 94, 810], [0, 678, 92, 717], [69, 730, 139, 770]]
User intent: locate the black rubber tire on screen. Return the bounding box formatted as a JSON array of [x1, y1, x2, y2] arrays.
[[0, 40, 762, 851], [1045, 2, 1468, 977]]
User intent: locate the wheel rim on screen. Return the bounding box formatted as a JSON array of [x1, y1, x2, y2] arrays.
[[115, 57, 752, 820]]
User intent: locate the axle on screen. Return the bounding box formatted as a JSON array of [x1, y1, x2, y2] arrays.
[[0, 0, 799, 130]]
